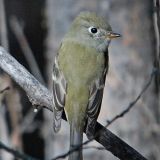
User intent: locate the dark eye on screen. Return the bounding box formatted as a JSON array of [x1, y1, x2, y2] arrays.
[[88, 27, 98, 34]]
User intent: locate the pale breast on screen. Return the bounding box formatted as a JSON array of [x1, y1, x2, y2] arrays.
[[58, 41, 105, 86]]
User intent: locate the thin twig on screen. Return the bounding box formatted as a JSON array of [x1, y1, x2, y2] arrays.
[[0, 140, 39, 160], [153, 0, 160, 120], [10, 16, 45, 84], [52, 144, 105, 160], [0, 86, 10, 94], [83, 146, 105, 150], [0, 0, 8, 50], [105, 68, 157, 127], [19, 108, 41, 133]]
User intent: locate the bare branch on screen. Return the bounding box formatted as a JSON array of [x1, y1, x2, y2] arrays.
[[0, 46, 53, 111], [0, 140, 39, 160]]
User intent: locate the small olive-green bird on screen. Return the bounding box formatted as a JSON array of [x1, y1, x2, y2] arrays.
[[52, 12, 120, 160]]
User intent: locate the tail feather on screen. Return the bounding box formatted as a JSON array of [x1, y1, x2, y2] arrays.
[[69, 122, 83, 160], [53, 107, 63, 132]]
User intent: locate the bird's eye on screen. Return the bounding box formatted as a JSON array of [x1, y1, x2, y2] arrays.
[[88, 27, 98, 34]]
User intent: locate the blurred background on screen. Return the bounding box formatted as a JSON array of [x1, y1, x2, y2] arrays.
[[0, 0, 159, 160]]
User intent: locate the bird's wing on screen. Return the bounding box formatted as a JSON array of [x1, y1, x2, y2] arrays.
[[86, 50, 108, 138], [52, 56, 67, 132]]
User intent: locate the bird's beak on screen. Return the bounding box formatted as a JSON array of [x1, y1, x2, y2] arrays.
[[106, 32, 121, 39]]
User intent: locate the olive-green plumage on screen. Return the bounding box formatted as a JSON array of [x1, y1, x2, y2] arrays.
[[59, 40, 105, 126], [52, 11, 120, 160]]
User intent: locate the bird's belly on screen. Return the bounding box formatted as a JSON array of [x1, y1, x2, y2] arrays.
[[67, 56, 104, 86]]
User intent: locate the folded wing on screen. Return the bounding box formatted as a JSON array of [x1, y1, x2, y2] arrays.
[[52, 56, 66, 132]]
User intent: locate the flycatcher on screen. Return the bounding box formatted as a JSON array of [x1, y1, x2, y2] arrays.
[[52, 12, 120, 160]]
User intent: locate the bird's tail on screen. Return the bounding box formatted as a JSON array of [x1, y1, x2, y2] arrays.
[[69, 122, 83, 160]]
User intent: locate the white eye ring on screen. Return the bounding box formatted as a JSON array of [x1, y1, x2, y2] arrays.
[[88, 26, 98, 34]]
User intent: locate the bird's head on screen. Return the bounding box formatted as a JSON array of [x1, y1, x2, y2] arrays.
[[64, 12, 121, 52]]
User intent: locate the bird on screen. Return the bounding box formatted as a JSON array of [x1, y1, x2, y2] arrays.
[[52, 11, 120, 160]]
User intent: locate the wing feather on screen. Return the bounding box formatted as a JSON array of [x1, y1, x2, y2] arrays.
[[52, 56, 66, 132], [86, 49, 108, 138]]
